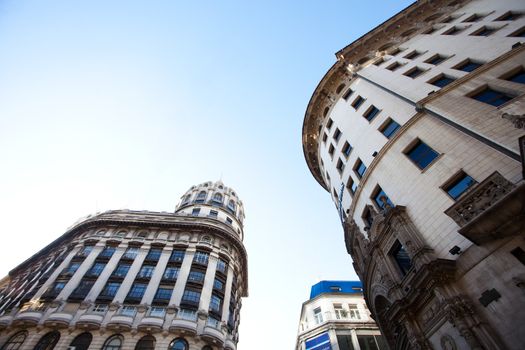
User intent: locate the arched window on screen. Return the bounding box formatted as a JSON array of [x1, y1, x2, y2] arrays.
[[168, 338, 189, 350], [69, 332, 92, 350], [212, 193, 223, 203], [134, 335, 156, 350], [196, 191, 207, 203], [182, 194, 191, 203], [227, 200, 236, 212], [34, 331, 60, 350], [102, 335, 123, 350], [1, 331, 27, 350]]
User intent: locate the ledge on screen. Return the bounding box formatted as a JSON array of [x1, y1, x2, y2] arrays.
[[106, 315, 134, 331], [169, 318, 198, 335], [12, 311, 43, 327], [200, 325, 225, 345], [76, 313, 104, 330], [137, 316, 164, 333], [44, 312, 73, 328]]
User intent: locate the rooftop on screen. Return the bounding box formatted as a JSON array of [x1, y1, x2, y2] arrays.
[[310, 280, 363, 299]]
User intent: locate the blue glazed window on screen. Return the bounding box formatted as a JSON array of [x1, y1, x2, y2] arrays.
[[425, 54, 447, 65], [342, 142, 352, 157], [444, 172, 477, 200], [170, 250, 185, 263], [112, 263, 130, 277], [347, 177, 358, 194], [506, 68, 525, 84], [381, 119, 400, 138], [100, 282, 120, 297], [391, 241, 412, 276], [406, 140, 439, 169], [154, 287, 172, 301], [404, 67, 425, 78], [455, 59, 482, 72], [471, 88, 513, 106], [127, 283, 147, 299], [430, 75, 455, 88], [373, 187, 394, 209], [352, 96, 365, 110], [354, 159, 367, 178], [363, 106, 380, 121]]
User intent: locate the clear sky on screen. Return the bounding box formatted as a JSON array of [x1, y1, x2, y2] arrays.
[[0, 1, 412, 348]]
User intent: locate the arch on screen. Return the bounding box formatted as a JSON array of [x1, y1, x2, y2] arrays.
[[96, 230, 107, 236], [69, 332, 92, 350], [115, 230, 127, 238], [196, 191, 207, 201], [212, 192, 223, 203], [335, 83, 346, 94], [135, 335, 156, 350], [102, 334, 123, 350], [168, 338, 189, 350], [136, 231, 148, 238], [1, 331, 27, 350], [33, 331, 60, 350]]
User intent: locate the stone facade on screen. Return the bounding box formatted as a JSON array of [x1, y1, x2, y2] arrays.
[[0, 181, 247, 350], [301, 0, 525, 349]]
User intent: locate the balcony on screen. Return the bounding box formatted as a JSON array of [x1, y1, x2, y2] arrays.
[[106, 314, 134, 331], [201, 324, 225, 346], [224, 338, 237, 350], [44, 312, 73, 328], [76, 313, 104, 329], [169, 318, 198, 335], [137, 316, 164, 333], [12, 310, 44, 327], [444, 172, 524, 245]]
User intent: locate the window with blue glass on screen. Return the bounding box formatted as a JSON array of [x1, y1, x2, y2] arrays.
[[454, 59, 482, 72], [163, 267, 180, 280], [363, 105, 380, 121], [99, 247, 115, 258], [443, 171, 477, 200], [112, 263, 130, 277], [181, 289, 201, 305], [170, 250, 185, 263], [405, 139, 439, 169], [354, 159, 367, 178], [193, 251, 209, 265], [127, 283, 147, 299], [391, 241, 412, 276], [380, 119, 400, 138], [87, 263, 106, 277], [100, 282, 120, 298], [429, 75, 456, 88], [351, 96, 365, 110], [471, 87, 513, 107], [347, 177, 358, 195], [217, 259, 228, 273], [191, 208, 200, 216], [154, 287, 172, 302], [333, 128, 341, 142], [504, 67, 525, 84], [424, 54, 448, 65], [64, 262, 81, 275], [213, 278, 224, 291], [305, 332, 331, 350], [145, 248, 162, 261], [188, 270, 205, 283], [138, 265, 155, 279], [343, 89, 354, 101], [122, 247, 139, 260], [373, 186, 394, 209], [195, 191, 206, 203], [342, 142, 352, 157], [209, 295, 222, 313]]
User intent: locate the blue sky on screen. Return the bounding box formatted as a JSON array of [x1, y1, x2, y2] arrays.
[[0, 1, 413, 348]]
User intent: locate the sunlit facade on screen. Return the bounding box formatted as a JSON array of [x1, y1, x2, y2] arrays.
[[0, 180, 247, 350]]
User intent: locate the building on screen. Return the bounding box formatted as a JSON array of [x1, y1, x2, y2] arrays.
[[301, 0, 525, 349], [0, 180, 247, 350], [296, 281, 385, 350]]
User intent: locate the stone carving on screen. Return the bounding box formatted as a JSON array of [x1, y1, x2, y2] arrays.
[[444, 171, 515, 227], [502, 113, 525, 129], [440, 334, 457, 350]]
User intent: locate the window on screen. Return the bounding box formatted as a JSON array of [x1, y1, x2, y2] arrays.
[[334, 304, 347, 319], [99, 246, 116, 258], [134, 335, 155, 350], [182, 194, 191, 204], [336, 159, 345, 173], [1, 331, 27, 350], [209, 210, 218, 218], [404, 67, 425, 78], [342, 142, 352, 157], [363, 207, 374, 228], [326, 118, 333, 130], [87, 262, 106, 277], [503, 67, 525, 84], [100, 282, 121, 298], [226, 217, 233, 225], [154, 287, 172, 302], [495, 11, 522, 21], [49, 281, 66, 295], [313, 307, 323, 324], [391, 241, 412, 276], [404, 50, 422, 59], [188, 270, 205, 283], [511, 247, 525, 266], [405, 139, 439, 169], [169, 338, 189, 350], [92, 304, 108, 313], [333, 128, 342, 142], [351, 96, 365, 109], [442, 171, 477, 200], [386, 62, 401, 71], [463, 13, 485, 22], [63, 262, 81, 275], [193, 251, 209, 265], [442, 26, 466, 35], [69, 332, 92, 350], [470, 87, 513, 106], [363, 105, 380, 121], [354, 159, 367, 178], [123, 247, 139, 260], [217, 259, 228, 273], [163, 267, 180, 280], [138, 265, 155, 279], [328, 144, 335, 157], [322, 133, 328, 143], [453, 59, 482, 72], [71, 280, 94, 299], [380, 119, 400, 138], [347, 177, 358, 195], [209, 295, 222, 312], [178, 308, 197, 321], [372, 186, 394, 209], [120, 305, 137, 317], [207, 316, 221, 328], [34, 331, 60, 350], [470, 26, 497, 36], [212, 193, 223, 203], [195, 191, 206, 203], [357, 335, 388, 350], [102, 335, 123, 350], [349, 304, 361, 319], [170, 250, 185, 263], [182, 289, 201, 305], [424, 54, 448, 65], [77, 245, 93, 257], [127, 283, 147, 299], [343, 89, 354, 100], [428, 74, 456, 88], [213, 278, 224, 291], [227, 200, 236, 212], [191, 208, 200, 216], [508, 26, 525, 37], [112, 263, 130, 278], [422, 26, 438, 34]]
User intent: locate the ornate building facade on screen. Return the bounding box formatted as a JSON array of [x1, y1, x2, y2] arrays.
[[0, 180, 247, 350], [301, 0, 525, 349], [296, 281, 385, 350]]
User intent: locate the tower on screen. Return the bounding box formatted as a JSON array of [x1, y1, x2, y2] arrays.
[[0, 181, 248, 350]]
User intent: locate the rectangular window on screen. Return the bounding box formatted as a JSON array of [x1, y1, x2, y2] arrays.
[[77, 245, 93, 257], [86, 262, 106, 277], [495, 11, 522, 21], [149, 306, 166, 317], [391, 241, 412, 276], [343, 89, 354, 101], [170, 249, 185, 263], [470, 26, 497, 36], [154, 287, 172, 301], [511, 247, 525, 266], [386, 62, 401, 71], [120, 305, 137, 317], [51, 281, 66, 294], [363, 105, 380, 121], [217, 259, 228, 274], [442, 171, 477, 200], [188, 270, 205, 283], [99, 246, 116, 258], [503, 67, 525, 84], [405, 139, 439, 169], [333, 128, 342, 142], [347, 177, 358, 195], [63, 262, 81, 275], [508, 26, 525, 37], [351, 96, 365, 110], [424, 54, 448, 65], [372, 186, 394, 209], [342, 142, 352, 157], [178, 308, 197, 321], [454, 59, 482, 72], [336, 159, 345, 173], [442, 26, 466, 35], [123, 247, 139, 260], [363, 207, 374, 228], [92, 304, 108, 313], [193, 251, 209, 265], [209, 294, 222, 313], [226, 217, 233, 225], [163, 267, 180, 280], [322, 133, 328, 143], [326, 118, 333, 130], [71, 280, 94, 299], [192, 208, 200, 216], [334, 304, 347, 319], [403, 50, 422, 59], [428, 74, 456, 88], [146, 249, 162, 261], [313, 307, 323, 324], [380, 119, 400, 138], [423, 26, 438, 34], [209, 210, 218, 218], [100, 282, 121, 298], [138, 265, 155, 279], [213, 278, 224, 291], [328, 144, 335, 157], [463, 13, 485, 22], [354, 159, 367, 178], [349, 304, 361, 319], [404, 67, 425, 78], [127, 283, 147, 299], [112, 263, 131, 277], [470, 87, 513, 107], [182, 289, 201, 305]]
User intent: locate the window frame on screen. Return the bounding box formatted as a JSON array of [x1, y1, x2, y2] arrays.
[[378, 118, 401, 139], [440, 170, 477, 200], [403, 138, 440, 171]]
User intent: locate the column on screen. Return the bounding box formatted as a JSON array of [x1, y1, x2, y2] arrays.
[[33, 247, 80, 300], [351, 329, 360, 350], [85, 246, 125, 301], [57, 244, 103, 300], [141, 247, 171, 305], [170, 248, 195, 306], [112, 246, 148, 303], [198, 252, 218, 311], [220, 264, 234, 322], [328, 329, 340, 350]]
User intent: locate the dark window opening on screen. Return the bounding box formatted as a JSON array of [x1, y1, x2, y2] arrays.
[[471, 87, 513, 107], [391, 241, 412, 276], [405, 140, 439, 169], [443, 172, 477, 200], [363, 106, 380, 121], [380, 119, 401, 138]]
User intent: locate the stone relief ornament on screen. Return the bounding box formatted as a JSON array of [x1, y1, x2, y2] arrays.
[[501, 113, 525, 129], [440, 334, 457, 350]]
